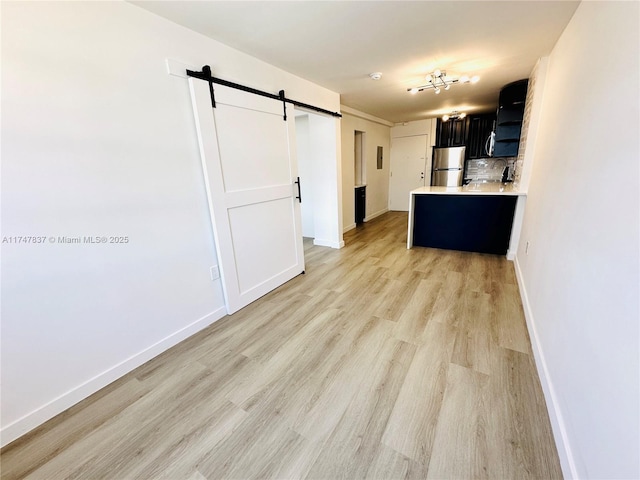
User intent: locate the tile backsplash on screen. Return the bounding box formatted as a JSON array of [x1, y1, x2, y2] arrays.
[[465, 157, 516, 182]]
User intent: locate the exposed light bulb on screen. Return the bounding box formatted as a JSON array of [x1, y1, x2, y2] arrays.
[[409, 88, 419, 94], [459, 75, 470, 83], [444, 84, 450, 90], [425, 75, 433, 83], [433, 69, 441, 77], [442, 115, 450, 122], [434, 87, 441, 94], [459, 112, 467, 119], [470, 75, 480, 83]]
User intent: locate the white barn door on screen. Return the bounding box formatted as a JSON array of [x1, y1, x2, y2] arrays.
[[189, 79, 305, 314]]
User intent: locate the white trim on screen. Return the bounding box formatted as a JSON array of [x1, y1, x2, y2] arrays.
[[340, 105, 394, 127], [364, 207, 389, 223], [165, 58, 197, 78], [407, 193, 416, 249], [343, 209, 389, 236], [507, 196, 527, 260], [313, 238, 344, 249], [0, 307, 227, 447], [513, 257, 578, 479], [343, 223, 356, 233]]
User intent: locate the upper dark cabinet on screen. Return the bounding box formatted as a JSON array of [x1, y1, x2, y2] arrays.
[[435, 117, 469, 147], [496, 107, 524, 126], [493, 79, 528, 157], [436, 113, 496, 159], [466, 113, 496, 159]]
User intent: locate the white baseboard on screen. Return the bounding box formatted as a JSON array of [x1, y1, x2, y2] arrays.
[[342, 208, 388, 235], [343, 223, 356, 233], [364, 207, 388, 223], [513, 257, 578, 479], [313, 238, 344, 249], [0, 307, 227, 447]]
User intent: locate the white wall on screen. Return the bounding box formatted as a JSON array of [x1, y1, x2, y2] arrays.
[[340, 107, 392, 232], [0, 1, 341, 446], [389, 119, 435, 210], [515, 2, 639, 478], [391, 119, 435, 139], [305, 112, 343, 248]]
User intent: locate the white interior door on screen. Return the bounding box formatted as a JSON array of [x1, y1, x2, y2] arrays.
[[189, 79, 305, 314], [388, 135, 429, 211]]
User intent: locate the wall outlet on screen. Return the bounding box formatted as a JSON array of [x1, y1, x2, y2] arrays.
[[525, 241, 530, 255], [210, 265, 220, 280]]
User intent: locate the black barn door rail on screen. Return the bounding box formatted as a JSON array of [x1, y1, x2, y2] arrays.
[[186, 65, 342, 119]]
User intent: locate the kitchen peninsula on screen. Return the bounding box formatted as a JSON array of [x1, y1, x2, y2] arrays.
[[407, 183, 526, 256]]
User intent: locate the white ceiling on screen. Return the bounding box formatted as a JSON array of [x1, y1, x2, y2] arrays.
[[131, 1, 579, 123]]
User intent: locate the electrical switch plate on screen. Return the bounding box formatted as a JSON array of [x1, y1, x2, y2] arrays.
[[210, 265, 220, 280]]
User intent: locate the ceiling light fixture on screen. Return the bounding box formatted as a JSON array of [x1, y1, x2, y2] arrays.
[[407, 70, 480, 94], [369, 72, 382, 80], [441, 110, 467, 122]]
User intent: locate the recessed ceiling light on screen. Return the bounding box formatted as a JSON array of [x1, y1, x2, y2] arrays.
[[369, 72, 382, 80]]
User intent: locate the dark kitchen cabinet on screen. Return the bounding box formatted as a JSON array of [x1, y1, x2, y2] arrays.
[[466, 113, 496, 159], [494, 79, 528, 157], [436, 114, 496, 159], [435, 117, 469, 147], [355, 186, 366, 225]]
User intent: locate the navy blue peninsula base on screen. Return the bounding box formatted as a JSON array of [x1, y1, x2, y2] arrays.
[[407, 184, 526, 257]]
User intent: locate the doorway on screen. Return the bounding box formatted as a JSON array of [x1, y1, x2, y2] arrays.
[[354, 131, 366, 225], [354, 130, 365, 186], [294, 109, 342, 248]]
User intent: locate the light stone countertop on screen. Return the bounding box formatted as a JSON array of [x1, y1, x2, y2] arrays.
[[410, 182, 526, 196]]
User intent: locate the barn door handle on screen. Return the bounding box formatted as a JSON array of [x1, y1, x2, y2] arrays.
[[294, 177, 302, 203]]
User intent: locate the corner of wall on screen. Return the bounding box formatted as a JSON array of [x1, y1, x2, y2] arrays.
[[364, 207, 389, 223], [313, 238, 343, 249], [0, 307, 227, 447], [515, 56, 550, 191], [343, 223, 356, 234]]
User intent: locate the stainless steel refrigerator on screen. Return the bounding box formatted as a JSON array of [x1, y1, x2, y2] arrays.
[[431, 146, 466, 186]]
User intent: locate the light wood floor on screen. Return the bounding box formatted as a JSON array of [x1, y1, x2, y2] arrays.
[[1, 212, 562, 480]]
